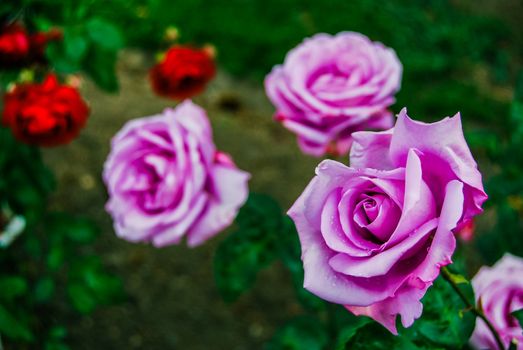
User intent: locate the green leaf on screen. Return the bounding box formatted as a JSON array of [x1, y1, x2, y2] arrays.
[[47, 244, 65, 271], [83, 47, 119, 92], [235, 193, 283, 231], [69, 256, 124, 307], [86, 18, 124, 50], [414, 274, 476, 348], [344, 322, 425, 350], [214, 227, 278, 302], [214, 194, 282, 302], [265, 316, 328, 350], [84, 268, 122, 303], [46, 213, 98, 243], [35, 277, 55, 303], [45, 341, 70, 350], [67, 283, 97, 314], [0, 276, 28, 300], [46, 41, 81, 73], [64, 31, 89, 62], [45, 327, 69, 350], [66, 218, 98, 243], [335, 316, 372, 350], [0, 304, 33, 341], [49, 326, 67, 339]]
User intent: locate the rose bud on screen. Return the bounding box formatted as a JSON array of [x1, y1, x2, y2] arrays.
[[149, 45, 216, 100], [2, 74, 89, 146]]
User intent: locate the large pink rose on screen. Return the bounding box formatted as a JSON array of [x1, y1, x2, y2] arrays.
[[288, 109, 487, 333], [470, 254, 523, 350], [265, 32, 402, 157], [103, 100, 250, 247]]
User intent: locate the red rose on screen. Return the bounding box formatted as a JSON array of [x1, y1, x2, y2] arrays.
[[149, 46, 216, 100], [2, 74, 89, 147], [0, 23, 30, 67], [0, 23, 62, 68]]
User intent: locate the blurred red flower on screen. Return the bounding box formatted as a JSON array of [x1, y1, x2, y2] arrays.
[[2, 74, 89, 147], [456, 219, 475, 242], [149, 46, 216, 100], [0, 23, 30, 67], [0, 23, 62, 68]]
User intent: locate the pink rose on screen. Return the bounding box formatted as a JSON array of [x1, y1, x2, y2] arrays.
[[288, 108, 487, 333], [470, 254, 523, 350], [103, 100, 250, 247], [265, 32, 402, 157]]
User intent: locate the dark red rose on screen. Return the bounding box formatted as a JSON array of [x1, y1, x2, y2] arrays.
[[0, 23, 30, 67], [2, 74, 89, 147], [0, 23, 62, 68], [149, 46, 216, 100]]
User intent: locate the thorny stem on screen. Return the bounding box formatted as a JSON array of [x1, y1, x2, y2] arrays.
[[441, 266, 506, 350]]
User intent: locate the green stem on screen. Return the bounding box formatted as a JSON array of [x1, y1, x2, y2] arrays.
[[441, 266, 505, 350]]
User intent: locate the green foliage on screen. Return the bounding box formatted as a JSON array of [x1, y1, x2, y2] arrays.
[[343, 322, 427, 350], [2, 1, 125, 92], [413, 274, 476, 348], [0, 212, 124, 348], [0, 277, 33, 341], [479, 71, 523, 263], [328, 271, 476, 350], [214, 194, 282, 302], [0, 304, 33, 341], [0, 127, 123, 348], [0, 276, 28, 300], [0, 128, 55, 223], [34, 277, 55, 303], [215, 193, 325, 309], [86, 18, 124, 50], [265, 316, 329, 350], [68, 256, 123, 313], [44, 326, 70, 350], [45, 16, 122, 92], [334, 316, 372, 350]]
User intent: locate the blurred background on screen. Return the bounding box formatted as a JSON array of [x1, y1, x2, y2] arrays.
[[1, 0, 523, 349]]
